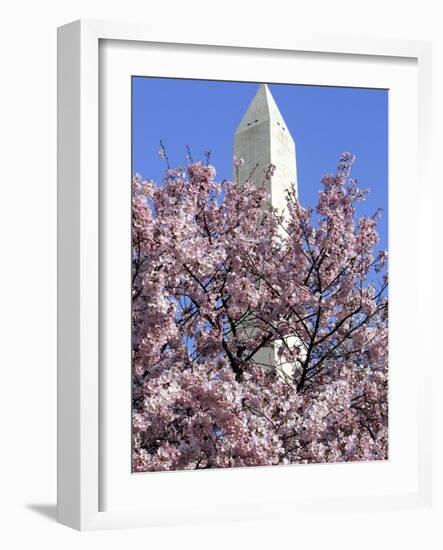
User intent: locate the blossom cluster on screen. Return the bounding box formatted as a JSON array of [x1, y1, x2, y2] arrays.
[[132, 154, 388, 471]]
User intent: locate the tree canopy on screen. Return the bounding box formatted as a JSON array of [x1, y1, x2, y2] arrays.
[[132, 153, 388, 471]]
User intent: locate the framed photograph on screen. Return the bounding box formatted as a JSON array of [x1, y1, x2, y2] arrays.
[[57, 19, 434, 531]]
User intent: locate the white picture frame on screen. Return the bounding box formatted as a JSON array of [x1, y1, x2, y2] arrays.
[[57, 19, 435, 531]]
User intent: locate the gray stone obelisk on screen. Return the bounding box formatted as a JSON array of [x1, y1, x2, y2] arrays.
[[233, 83, 299, 377], [234, 83, 298, 210]]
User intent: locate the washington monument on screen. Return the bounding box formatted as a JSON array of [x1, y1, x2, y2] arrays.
[[233, 83, 299, 377], [233, 83, 298, 211]]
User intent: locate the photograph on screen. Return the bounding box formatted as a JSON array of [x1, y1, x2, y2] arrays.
[[0, 0, 437, 543], [131, 77, 389, 473]]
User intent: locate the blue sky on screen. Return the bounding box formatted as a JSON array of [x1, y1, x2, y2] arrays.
[[132, 77, 388, 252]]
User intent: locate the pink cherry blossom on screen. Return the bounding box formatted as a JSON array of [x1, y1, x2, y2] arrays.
[[132, 153, 388, 471]]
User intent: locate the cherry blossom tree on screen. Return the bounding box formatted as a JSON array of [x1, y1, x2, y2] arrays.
[[132, 152, 388, 472]]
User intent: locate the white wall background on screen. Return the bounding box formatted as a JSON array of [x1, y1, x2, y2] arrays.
[[0, 1, 441, 548]]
